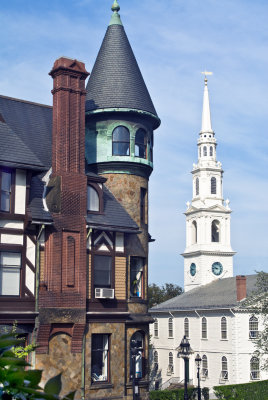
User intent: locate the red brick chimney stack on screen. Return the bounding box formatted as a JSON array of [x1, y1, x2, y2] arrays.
[[38, 58, 89, 354], [49, 57, 89, 174], [236, 275, 247, 301]]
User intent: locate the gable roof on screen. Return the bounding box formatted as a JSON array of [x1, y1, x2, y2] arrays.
[[0, 95, 52, 170], [86, 185, 139, 233], [85, 23, 159, 124], [150, 275, 258, 312]]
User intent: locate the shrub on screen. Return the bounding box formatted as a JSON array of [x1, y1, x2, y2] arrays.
[[214, 379, 268, 400], [150, 387, 197, 400]]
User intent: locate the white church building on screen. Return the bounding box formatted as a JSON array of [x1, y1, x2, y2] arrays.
[[149, 77, 268, 395]]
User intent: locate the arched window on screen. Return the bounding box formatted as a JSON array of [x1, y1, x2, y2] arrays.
[[202, 317, 207, 339], [184, 318, 189, 338], [211, 220, 220, 242], [221, 356, 228, 380], [199, 147, 201, 157], [210, 146, 213, 156], [168, 318, 173, 338], [112, 126, 130, 156], [130, 331, 144, 379], [203, 146, 207, 156], [192, 221, 197, 244], [196, 178, 199, 196], [211, 177, 216, 194], [249, 316, 259, 339], [135, 128, 147, 158], [168, 352, 174, 373], [87, 186, 99, 212], [250, 357, 260, 380], [154, 319, 159, 337], [221, 317, 227, 339], [202, 355, 208, 377], [153, 351, 158, 371]]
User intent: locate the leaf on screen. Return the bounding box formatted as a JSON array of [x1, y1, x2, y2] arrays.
[[63, 391, 76, 400], [0, 356, 29, 367], [44, 373, 62, 395], [24, 369, 43, 387]]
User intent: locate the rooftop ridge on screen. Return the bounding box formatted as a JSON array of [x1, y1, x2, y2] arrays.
[[0, 94, 52, 109]]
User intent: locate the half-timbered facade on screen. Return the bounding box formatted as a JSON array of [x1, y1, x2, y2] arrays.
[[0, 2, 160, 399]]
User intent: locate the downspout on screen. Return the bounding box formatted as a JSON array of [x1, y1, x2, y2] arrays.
[[81, 229, 91, 400], [32, 224, 45, 368], [81, 325, 88, 400]]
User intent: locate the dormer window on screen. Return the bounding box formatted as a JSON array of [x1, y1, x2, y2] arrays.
[[135, 128, 147, 159], [87, 185, 99, 212], [112, 126, 130, 156]]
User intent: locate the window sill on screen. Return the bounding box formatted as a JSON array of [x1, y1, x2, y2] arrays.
[[220, 339, 228, 341], [201, 338, 208, 340], [168, 337, 174, 339], [90, 383, 113, 390]]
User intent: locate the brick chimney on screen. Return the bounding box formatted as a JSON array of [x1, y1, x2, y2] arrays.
[[38, 58, 89, 353], [236, 275, 247, 301]]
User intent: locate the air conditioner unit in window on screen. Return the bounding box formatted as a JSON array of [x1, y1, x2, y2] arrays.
[[95, 288, 114, 299]]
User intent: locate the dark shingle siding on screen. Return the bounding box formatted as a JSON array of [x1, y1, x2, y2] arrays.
[[86, 25, 157, 117], [0, 96, 52, 169]]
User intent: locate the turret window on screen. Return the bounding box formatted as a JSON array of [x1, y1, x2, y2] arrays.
[[203, 146, 207, 156], [135, 128, 147, 159], [211, 177, 216, 194], [210, 146, 213, 156], [112, 126, 130, 156], [211, 220, 220, 242], [195, 178, 199, 196]]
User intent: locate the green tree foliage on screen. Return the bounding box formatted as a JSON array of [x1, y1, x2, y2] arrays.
[[150, 387, 209, 399], [214, 379, 268, 400], [0, 332, 75, 400], [243, 271, 268, 371], [148, 283, 183, 308]]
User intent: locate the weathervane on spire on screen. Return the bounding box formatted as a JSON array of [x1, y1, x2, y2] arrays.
[[201, 71, 213, 85]]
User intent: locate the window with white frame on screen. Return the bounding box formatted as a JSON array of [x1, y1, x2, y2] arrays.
[[196, 178, 199, 196], [211, 220, 220, 242], [221, 356, 228, 380], [211, 177, 217, 194], [250, 356, 260, 380], [202, 317, 207, 339], [192, 221, 197, 244], [221, 317, 227, 339], [0, 252, 21, 296], [203, 146, 207, 156], [168, 352, 174, 373], [168, 317, 173, 338], [91, 334, 109, 383], [184, 318, 189, 338], [87, 185, 99, 212], [153, 351, 158, 371], [210, 146, 213, 156], [249, 316, 259, 339], [0, 169, 12, 212], [202, 355, 208, 377], [154, 319, 159, 337]]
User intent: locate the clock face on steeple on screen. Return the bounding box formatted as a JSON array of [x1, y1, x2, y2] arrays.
[[212, 262, 223, 276], [190, 263, 196, 276]]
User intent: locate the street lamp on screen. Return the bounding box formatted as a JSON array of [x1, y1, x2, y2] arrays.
[[130, 339, 143, 400], [195, 354, 202, 400], [177, 335, 193, 400]]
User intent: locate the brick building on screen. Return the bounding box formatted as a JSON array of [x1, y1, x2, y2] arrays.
[[0, 2, 160, 399]]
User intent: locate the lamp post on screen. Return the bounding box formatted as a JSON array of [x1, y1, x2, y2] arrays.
[[130, 339, 143, 400], [177, 336, 193, 400], [195, 354, 202, 400]]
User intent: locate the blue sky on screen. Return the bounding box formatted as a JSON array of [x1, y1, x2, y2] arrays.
[[1, 0, 267, 287]]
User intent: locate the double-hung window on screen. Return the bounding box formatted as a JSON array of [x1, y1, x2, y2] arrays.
[[0, 170, 12, 212], [91, 334, 109, 383], [94, 255, 112, 288], [249, 316, 259, 339], [0, 252, 21, 296]]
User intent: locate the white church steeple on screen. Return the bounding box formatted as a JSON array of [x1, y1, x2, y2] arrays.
[[182, 76, 235, 292]]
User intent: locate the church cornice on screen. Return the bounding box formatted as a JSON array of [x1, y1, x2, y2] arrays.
[[191, 166, 224, 174], [184, 206, 231, 216], [181, 250, 236, 257]]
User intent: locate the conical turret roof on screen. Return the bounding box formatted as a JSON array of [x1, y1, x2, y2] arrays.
[[86, 5, 159, 125]]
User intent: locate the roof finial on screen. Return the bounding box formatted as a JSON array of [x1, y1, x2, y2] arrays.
[[111, 0, 120, 13], [200, 71, 213, 134]]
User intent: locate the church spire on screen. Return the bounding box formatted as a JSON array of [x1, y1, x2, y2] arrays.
[[200, 72, 213, 134]]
